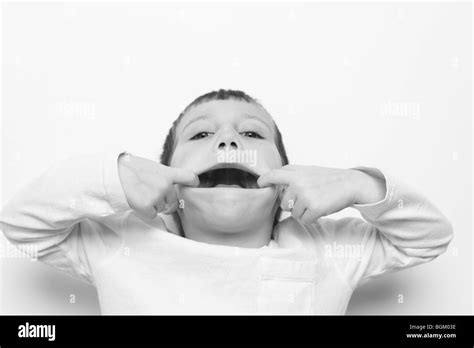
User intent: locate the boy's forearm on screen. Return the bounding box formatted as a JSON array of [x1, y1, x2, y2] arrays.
[[352, 168, 453, 254], [0, 149, 130, 235]]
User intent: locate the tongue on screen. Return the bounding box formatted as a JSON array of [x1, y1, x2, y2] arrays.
[[216, 169, 242, 187], [198, 168, 257, 188]]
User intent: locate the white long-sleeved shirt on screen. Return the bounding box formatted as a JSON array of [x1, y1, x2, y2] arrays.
[[0, 150, 453, 314]]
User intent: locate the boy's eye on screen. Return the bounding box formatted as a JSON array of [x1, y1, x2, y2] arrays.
[[241, 131, 263, 139], [190, 132, 213, 140]]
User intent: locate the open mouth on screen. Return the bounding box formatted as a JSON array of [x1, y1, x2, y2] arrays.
[[197, 166, 259, 189]]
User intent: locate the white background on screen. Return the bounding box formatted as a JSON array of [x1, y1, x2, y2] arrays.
[[1, 2, 472, 314]]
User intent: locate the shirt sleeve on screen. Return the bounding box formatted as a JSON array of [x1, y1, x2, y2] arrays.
[[0, 147, 131, 285], [311, 167, 453, 290]]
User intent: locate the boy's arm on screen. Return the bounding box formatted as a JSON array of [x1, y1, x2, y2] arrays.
[[0, 149, 132, 284], [315, 167, 453, 289]]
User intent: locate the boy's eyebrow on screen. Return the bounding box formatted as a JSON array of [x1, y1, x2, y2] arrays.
[[180, 113, 273, 135], [242, 113, 273, 131], [181, 114, 210, 135]]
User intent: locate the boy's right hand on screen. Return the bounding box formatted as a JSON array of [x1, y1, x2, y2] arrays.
[[117, 153, 199, 219]]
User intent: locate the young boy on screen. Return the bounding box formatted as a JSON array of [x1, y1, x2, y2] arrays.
[[0, 89, 453, 314]]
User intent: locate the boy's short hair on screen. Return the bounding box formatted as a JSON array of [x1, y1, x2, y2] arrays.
[[160, 89, 289, 227]]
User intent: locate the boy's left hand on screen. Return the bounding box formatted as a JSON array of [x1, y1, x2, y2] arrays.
[[257, 165, 386, 225]]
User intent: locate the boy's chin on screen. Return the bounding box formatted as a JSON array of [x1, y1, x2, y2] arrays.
[[179, 186, 278, 231]]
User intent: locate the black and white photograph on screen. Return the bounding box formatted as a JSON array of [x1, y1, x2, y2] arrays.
[[0, 1, 472, 346]]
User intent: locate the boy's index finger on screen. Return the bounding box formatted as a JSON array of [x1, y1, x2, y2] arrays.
[[169, 167, 200, 187], [257, 169, 292, 188]]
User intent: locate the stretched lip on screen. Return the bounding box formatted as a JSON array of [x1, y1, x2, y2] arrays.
[[196, 162, 261, 189], [196, 162, 260, 178]]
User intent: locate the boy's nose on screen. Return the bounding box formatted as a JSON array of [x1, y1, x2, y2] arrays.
[[215, 128, 240, 150], [218, 140, 238, 150]]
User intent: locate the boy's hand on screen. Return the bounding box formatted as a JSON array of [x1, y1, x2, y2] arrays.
[[117, 153, 199, 219], [258, 165, 386, 225]]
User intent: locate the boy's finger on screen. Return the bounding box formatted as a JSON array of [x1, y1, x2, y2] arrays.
[[153, 200, 166, 213], [301, 209, 321, 225], [291, 200, 306, 220], [162, 189, 178, 215], [136, 205, 158, 220], [280, 188, 296, 212], [257, 169, 292, 188], [170, 168, 200, 187]]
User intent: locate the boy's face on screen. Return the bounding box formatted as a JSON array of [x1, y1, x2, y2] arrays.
[[171, 99, 283, 233]]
